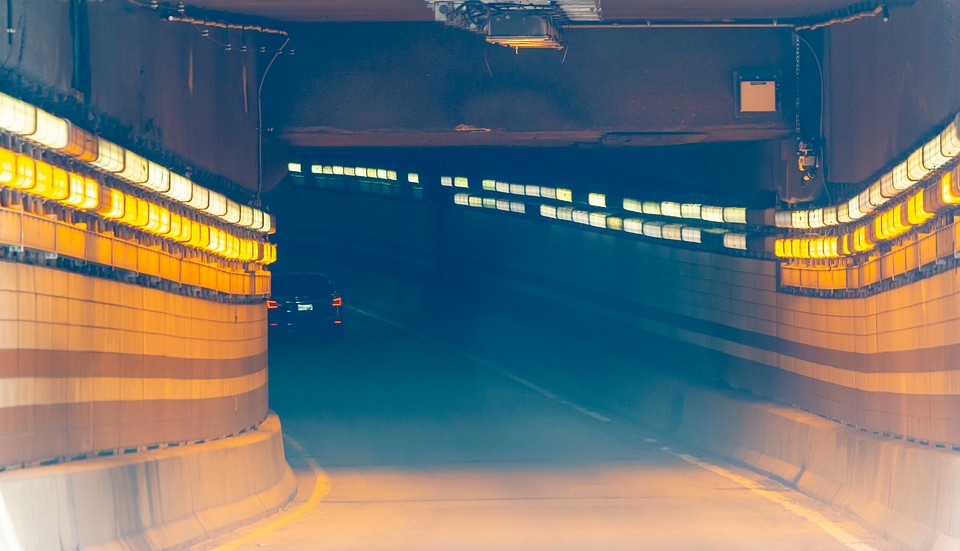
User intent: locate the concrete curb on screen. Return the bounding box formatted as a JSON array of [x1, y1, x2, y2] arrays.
[[626, 373, 960, 551], [0, 413, 295, 551]]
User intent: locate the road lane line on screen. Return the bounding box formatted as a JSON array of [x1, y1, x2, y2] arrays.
[[210, 435, 330, 551], [348, 305, 612, 423], [673, 452, 880, 551]]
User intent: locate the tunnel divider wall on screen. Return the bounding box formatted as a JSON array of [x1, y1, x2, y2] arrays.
[[0, 413, 296, 551]]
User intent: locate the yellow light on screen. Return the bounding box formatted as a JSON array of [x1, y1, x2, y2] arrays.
[[80, 177, 99, 210], [840, 234, 852, 255], [853, 226, 873, 252], [50, 167, 69, 201], [556, 188, 573, 202], [907, 192, 932, 225], [942, 172, 960, 204], [65, 173, 86, 207], [775, 238, 789, 257], [606, 216, 623, 231], [189, 223, 209, 248], [32, 159, 53, 198], [0, 148, 14, 185], [13, 154, 35, 190], [119, 195, 145, 227], [287, 162, 302, 173], [98, 188, 125, 219]]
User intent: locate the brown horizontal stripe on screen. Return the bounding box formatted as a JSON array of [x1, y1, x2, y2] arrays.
[[0, 349, 267, 379], [0, 387, 268, 467], [520, 267, 960, 375]]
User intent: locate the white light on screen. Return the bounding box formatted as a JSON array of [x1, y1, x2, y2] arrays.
[[408, 173, 419, 184], [441, 176, 452, 187], [540, 204, 558, 219], [588, 193, 606, 208], [723, 233, 747, 250], [287, 162, 302, 173], [661, 201, 682, 218]]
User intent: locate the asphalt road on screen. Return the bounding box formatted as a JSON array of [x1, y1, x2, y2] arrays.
[[192, 306, 901, 551]]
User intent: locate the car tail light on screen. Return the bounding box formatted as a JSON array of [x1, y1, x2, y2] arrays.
[[266, 299, 278, 309], [332, 296, 342, 307]]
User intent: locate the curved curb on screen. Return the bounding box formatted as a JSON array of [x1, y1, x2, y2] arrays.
[[0, 413, 295, 551]]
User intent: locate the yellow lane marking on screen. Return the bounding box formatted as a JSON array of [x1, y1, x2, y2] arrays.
[[674, 452, 880, 551], [348, 305, 612, 423], [211, 436, 330, 551]]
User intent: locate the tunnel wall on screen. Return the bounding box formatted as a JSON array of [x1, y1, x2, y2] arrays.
[[0, 0, 263, 190], [271, 185, 960, 446], [0, 260, 269, 468]]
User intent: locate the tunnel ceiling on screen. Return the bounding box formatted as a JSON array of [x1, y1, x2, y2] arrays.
[[179, 0, 885, 23], [155, 0, 913, 199]]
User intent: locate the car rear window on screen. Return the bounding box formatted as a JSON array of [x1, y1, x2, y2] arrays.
[[271, 273, 334, 297]]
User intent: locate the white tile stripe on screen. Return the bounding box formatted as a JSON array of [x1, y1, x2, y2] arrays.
[[0, 368, 266, 408]]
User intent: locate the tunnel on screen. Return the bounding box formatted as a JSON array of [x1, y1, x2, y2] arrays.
[[0, 1, 958, 550]]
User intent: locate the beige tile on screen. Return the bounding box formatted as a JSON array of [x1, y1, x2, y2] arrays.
[[16, 292, 35, 322], [0, 319, 18, 349], [0, 290, 18, 321]]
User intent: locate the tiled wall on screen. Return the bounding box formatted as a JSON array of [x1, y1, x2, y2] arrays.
[[447, 208, 960, 444], [0, 261, 268, 468], [271, 186, 960, 445]]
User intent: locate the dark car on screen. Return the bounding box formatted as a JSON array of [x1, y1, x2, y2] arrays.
[[267, 272, 343, 338]]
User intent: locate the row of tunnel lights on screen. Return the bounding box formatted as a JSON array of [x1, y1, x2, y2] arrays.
[[0, 91, 274, 234], [0, 145, 277, 264], [453, 192, 748, 250], [775, 114, 960, 230], [446, 165, 960, 259], [292, 112, 960, 261]]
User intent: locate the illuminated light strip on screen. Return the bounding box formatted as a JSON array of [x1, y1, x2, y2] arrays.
[[723, 233, 747, 250], [0, 369, 267, 408], [773, 112, 960, 228], [942, 172, 960, 204], [0, 91, 273, 234], [2, 167, 274, 263]]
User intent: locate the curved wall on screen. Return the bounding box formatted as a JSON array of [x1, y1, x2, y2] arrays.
[[0, 260, 269, 469], [271, 185, 960, 446]]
